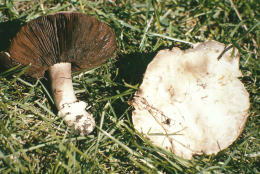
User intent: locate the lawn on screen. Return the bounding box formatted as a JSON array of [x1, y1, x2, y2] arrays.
[[0, 0, 259, 173]]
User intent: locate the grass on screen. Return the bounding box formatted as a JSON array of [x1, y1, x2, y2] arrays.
[[0, 0, 259, 173]]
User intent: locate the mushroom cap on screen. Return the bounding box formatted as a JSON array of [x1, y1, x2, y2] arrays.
[[5, 12, 116, 78], [132, 41, 250, 159]]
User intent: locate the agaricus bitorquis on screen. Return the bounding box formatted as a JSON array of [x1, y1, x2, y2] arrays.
[[132, 41, 250, 159], [2, 12, 116, 135]]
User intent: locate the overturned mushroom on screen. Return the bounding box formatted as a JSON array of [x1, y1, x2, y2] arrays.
[[2, 12, 116, 135], [132, 41, 250, 159]]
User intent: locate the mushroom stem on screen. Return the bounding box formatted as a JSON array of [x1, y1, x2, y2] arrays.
[[49, 62, 95, 135], [49, 63, 77, 109]]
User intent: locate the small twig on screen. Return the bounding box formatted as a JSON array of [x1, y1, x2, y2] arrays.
[[217, 45, 233, 60], [228, 0, 258, 56]]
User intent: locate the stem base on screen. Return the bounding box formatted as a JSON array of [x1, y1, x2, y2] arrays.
[[58, 101, 95, 135]]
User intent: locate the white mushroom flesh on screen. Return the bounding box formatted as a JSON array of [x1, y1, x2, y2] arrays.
[[132, 41, 250, 159], [49, 62, 95, 135]]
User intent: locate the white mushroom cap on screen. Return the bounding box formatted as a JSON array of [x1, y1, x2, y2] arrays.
[[132, 41, 250, 159]]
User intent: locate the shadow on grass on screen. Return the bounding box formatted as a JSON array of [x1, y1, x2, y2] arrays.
[[0, 19, 25, 51], [0, 19, 24, 71], [97, 52, 157, 122], [115, 52, 156, 85]]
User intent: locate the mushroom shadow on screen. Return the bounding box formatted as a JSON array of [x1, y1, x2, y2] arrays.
[[115, 52, 156, 85], [105, 52, 156, 119], [0, 19, 24, 71], [0, 19, 24, 51]]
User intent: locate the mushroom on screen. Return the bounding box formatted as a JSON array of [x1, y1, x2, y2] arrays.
[[2, 12, 116, 135], [131, 41, 250, 159]]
